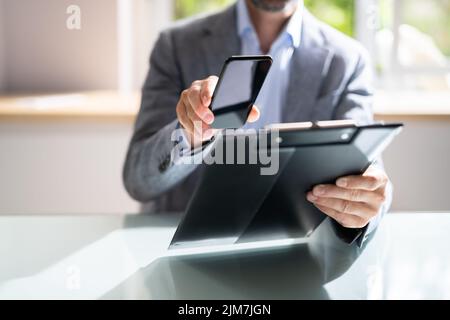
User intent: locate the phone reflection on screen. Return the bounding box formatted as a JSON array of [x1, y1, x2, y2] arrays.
[[102, 219, 375, 300]]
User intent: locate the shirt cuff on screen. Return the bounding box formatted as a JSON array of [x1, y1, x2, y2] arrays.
[[172, 122, 215, 165]]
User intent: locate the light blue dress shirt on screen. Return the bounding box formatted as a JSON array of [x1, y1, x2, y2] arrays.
[[237, 0, 303, 129]]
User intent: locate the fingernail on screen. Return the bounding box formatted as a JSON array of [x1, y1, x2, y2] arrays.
[[314, 185, 325, 196], [307, 193, 318, 202], [337, 178, 347, 187]]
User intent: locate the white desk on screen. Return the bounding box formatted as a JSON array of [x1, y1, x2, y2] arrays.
[[1, 212, 449, 299]]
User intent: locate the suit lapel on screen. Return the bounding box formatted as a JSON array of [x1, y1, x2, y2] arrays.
[[200, 5, 241, 76], [283, 11, 334, 122]]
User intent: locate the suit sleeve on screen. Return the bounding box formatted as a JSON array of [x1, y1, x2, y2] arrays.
[[331, 49, 393, 247], [333, 49, 374, 125], [123, 31, 198, 202]]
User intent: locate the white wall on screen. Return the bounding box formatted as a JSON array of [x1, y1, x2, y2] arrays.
[[0, 0, 172, 93], [0, 120, 139, 214], [382, 119, 450, 211], [2, 0, 119, 92]]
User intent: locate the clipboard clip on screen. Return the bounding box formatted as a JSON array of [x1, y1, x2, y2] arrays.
[[265, 120, 356, 132]]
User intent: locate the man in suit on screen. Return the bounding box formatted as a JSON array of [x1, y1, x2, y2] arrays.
[[123, 0, 392, 246]]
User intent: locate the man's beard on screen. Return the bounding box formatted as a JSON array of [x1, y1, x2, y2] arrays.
[[250, 0, 298, 12]]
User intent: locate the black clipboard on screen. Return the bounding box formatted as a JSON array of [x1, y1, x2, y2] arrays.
[[169, 121, 403, 249]]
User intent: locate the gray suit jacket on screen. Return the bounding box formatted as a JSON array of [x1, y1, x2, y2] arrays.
[[123, 5, 384, 219]]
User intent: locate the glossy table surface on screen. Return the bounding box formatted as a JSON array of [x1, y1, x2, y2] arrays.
[[0, 212, 449, 299]]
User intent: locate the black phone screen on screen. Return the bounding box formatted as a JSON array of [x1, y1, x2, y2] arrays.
[[209, 56, 272, 129]]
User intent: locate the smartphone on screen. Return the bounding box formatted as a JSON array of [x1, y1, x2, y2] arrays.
[[209, 55, 273, 129]]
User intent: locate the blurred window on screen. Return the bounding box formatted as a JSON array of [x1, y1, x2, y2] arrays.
[[174, 0, 235, 19], [304, 0, 355, 36], [374, 0, 450, 91]]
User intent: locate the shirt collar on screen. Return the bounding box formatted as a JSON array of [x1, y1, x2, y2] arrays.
[[236, 0, 303, 48]]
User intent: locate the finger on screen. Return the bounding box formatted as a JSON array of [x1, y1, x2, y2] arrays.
[[186, 83, 202, 109], [247, 105, 260, 123], [185, 105, 214, 141], [312, 184, 386, 205], [177, 99, 194, 135], [185, 103, 203, 134], [189, 96, 214, 125], [314, 204, 368, 228], [336, 172, 387, 191], [306, 192, 377, 220], [200, 76, 218, 106], [186, 84, 213, 123]]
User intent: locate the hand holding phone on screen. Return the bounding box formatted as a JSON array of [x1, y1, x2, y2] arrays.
[[175, 57, 267, 148]]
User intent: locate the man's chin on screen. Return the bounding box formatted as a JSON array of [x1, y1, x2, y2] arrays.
[[250, 0, 298, 13]]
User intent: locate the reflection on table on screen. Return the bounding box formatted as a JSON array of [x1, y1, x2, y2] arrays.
[[0, 213, 449, 299], [103, 219, 368, 300]]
